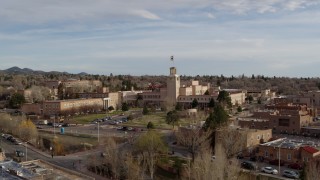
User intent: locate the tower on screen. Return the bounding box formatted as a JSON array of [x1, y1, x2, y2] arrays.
[[166, 67, 180, 106]]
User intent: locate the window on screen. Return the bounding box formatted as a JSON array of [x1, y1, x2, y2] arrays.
[[279, 119, 290, 126], [287, 154, 291, 160], [265, 151, 269, 157], [257, 135, 260, 140]]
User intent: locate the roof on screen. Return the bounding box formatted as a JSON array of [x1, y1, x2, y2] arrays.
[[302, 146, 319, 154]]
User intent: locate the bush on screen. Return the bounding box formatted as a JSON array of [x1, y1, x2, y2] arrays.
[[108, 106, 115, 111], [147, 121, 155, 129]]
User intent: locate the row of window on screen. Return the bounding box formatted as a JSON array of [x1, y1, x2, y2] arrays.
[[264, 151, 292, 160]]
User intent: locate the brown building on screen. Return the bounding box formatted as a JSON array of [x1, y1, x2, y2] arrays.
[[238, 101, 313, 133], [257, 138, 320, 164], [21, 103, 42, 115], [42, 98, 105, 116]]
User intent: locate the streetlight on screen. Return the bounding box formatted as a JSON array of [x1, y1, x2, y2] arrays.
[[97, 122, 100, 143], [25, 139, 35, 162], [50, 146, 53, 158], [277, 139, 286, 175]]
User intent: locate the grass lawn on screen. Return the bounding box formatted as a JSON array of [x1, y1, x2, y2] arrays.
[[39, 131, 98, 145], [123, 112, 200, 129], [124, 113, 173, 129]]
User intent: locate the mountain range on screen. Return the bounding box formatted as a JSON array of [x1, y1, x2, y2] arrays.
[[0, 66, 88, 75]]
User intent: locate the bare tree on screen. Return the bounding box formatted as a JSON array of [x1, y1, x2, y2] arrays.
[[134, 130, 167, 179], [29, 86, 51, 103], [191, 143, 241, 180], [305, 159, 320, 180], [215, 127, 248, 159], [176, 127, 211, 162]]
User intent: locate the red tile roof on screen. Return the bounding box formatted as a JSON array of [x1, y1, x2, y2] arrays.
[[302, 146, 319, 154]]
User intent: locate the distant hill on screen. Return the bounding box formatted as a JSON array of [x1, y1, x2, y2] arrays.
[[0, 66, 87, 75]]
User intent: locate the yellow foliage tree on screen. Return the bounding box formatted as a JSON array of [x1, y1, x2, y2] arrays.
[[18, 119, 38, 142]]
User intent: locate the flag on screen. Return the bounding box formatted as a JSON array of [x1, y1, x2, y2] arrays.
[[170, 56, 174, 61]]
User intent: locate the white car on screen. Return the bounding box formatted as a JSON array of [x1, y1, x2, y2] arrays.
[[261, 167, 278, 174]]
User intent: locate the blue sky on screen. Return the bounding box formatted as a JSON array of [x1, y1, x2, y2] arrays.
[[1, 0, 320, 77]]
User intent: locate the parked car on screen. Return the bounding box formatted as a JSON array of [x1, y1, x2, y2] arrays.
[[249, 156, 257, 162], [261, 167, 278, 174], [14, 140, 22, 145], [269, 159, 285, 166], [15, 150, 25, 157], [122, 126, 128, 131], [117, 126, 123, 130], [237, 154, 244, 159], [108, 121, 115, 125], [283, 170, 299, 179], [241, 161, 256, 170], [127, 127, 133, 131], [288, 163, 303, 170]]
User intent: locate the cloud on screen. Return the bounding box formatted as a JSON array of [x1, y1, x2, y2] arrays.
[[131, 9, 161, 20], [0, 0, 319, 25], [207, 13, 215, 19]]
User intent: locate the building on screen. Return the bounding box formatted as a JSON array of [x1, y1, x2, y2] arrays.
[[42, 98, 105, 116], [246, 89, 274, 100], [166, 67, 180, 106], [257, 138, 320, 164], [0, 159, 94, 180], [215, 128, 273, 157], [287, 91, 320, 116], [224, 89, 246, 105], [238, 99, 313, 134]]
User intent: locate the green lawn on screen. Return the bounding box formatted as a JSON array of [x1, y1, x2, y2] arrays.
[[123, 113, 172, 129]]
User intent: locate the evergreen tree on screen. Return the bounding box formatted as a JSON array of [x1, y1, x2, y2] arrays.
[[191, 98, 199, 108], [208, 98, 215, 108], [121, 102, 129, 111], [9, 93, 25, 108], [217, 90, 232, 108], [166, 110, 180, 129], [143, 105, 149, 115]]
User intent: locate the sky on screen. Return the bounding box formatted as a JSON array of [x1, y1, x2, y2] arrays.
[[1, 0, 320, 77]]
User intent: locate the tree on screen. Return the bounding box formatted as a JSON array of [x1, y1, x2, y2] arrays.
[[217, 90, 232, 108], [166, 110, 179, 129], [121, 102, 129, 111], [147, 121, 155, 129], [176, 127, 210, 162], [190, 144, 241, 180], [305, 159, 320, 180], [9, 93, 25, 108], [208, 98, 215, 108], [175, 103, 182, 111], [191, 99, 199, 108], [134, 131, 167, 179], [204, 104, 229, 150], [204, 90, 210, 95], [29, 86, 51, 103], [18, 119, 38, 142], [142, 105, 149, 115], [204, 104, 229, 130], [247, 95, 253, 103], [237, 106, 242, 112], [108, 106, 114, 111], [215, 127, 248, 159], [57, 83, 64, 100]]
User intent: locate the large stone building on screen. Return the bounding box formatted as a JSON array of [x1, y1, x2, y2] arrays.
[[141, 67, 246, 109], [238, 98, 314, 134]]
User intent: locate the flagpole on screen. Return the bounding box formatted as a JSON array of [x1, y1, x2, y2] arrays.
[[170, 55, 174, 66]]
